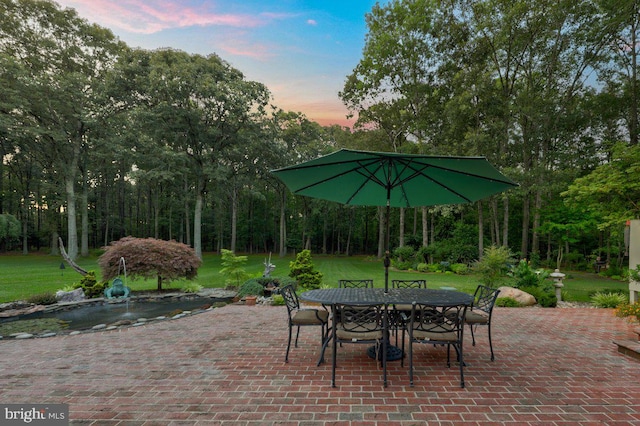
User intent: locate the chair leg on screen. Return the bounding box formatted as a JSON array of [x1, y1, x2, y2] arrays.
[[294, 326, 301, 348], [457, 343, 465, 388], [285, 324, 293, 362], [408, 337, 414, 387], [400, 328, 406, 367], [470, 324, 476, 346], [488, 322, 495, 361], [331, 330, 338, 387]]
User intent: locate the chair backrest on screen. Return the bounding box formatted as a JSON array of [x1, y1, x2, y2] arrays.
[[339, 279, 373, 288], [409, 303, 467, 339], [472, 285, 500, 316], [280, 284, 300, 315], [392, 279, 426, 289], [333, 303, 385, 337]]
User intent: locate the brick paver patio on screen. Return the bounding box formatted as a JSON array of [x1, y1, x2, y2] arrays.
[[1, 302, 639, 425]]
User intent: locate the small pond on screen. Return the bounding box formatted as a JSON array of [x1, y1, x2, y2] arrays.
[[0, 294, 234, 334]]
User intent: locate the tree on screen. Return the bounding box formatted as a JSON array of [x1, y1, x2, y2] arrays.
[[219, 249, 249, 287], [288, 249, 323, 290], [98, 237, 201, 291], [563, 142, 640, 229], [0, 0, 125, 259], [0, 213, 20, 251], [113, 48, 271, 259]]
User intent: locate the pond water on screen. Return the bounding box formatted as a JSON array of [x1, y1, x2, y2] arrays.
[[0, 296, 231, 332]]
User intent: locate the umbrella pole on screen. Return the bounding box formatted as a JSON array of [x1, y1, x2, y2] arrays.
[[384, 202, 390, 294]]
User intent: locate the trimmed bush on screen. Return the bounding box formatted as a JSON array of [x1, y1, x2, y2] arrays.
[[289, 250, 323, 290], [237, 279, 265, 298], [496, 297, 522, 307]]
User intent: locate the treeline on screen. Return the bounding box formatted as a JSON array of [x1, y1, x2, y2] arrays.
[[0, 0, 639, 273]]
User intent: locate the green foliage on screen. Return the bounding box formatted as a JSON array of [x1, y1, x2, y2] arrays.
[[629, 265, 640, 282], [590, 292, 627, 308], [392, 260, 413, 270], [509, 260, 549, 288], [450, 263, 469, 275], [563, 143, 640, 229], [181, 282, 203, 293], [74, 271, 108, 299], [416, 263, 429, 272], [0, 214, 20, 247], [219, 249, 250, 287], [393, 246, 416, 263], [255, 276, 297, 289], [473, 246, 514, 287], [237, 279, 264, 298], [520, 285, 557, 308], [26, 292, 57, 305], [495, 297, 522, 307], [271, 294, 285, 306], [616, 302, 640, 322], [288, 250, 323, 290]]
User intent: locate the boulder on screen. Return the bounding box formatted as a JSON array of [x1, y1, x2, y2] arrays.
[[497, 286, 537, 306], [56, 288, 86, 303]]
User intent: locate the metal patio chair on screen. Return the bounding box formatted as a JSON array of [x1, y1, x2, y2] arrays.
[[282, 284, 330, 363], [331, 302, 387, 387], [465, 284, 500, 361], [338, 279, 374, 288], [402, 302, 468, 388]]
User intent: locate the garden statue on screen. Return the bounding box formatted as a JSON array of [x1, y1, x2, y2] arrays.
[[104, 277, 131, 299], [263, 253, 276, 278]]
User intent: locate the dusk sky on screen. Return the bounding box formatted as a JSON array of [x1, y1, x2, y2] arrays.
[[54, 0, 388, 128]]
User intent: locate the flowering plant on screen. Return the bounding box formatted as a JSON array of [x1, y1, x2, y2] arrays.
[[615, 302, 640, 323]]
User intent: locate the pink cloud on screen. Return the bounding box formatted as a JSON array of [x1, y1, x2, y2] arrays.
[[58, 0, 270, 34]]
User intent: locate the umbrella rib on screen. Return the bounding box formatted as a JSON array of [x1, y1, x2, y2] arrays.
[[286, 158, 386, 195]]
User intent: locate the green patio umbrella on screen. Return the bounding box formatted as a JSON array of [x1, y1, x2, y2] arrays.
[[271, 148, 518, 291]]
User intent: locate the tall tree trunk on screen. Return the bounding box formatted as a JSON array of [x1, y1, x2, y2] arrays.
[[502, 196, 509, 248], [65, 174, 78, 260], [531, 189, 543, 256], [521, 193, 530, 259], [421, 207, 428, 248], [22, 215, 28, 255], [491, 198, 500, 246], [193, 177, 204, 259], [322, 208, 328, 255], [631, 11, 638, 145], [377, 206, 385, 258], [399, 207, 405, 247], [230, 186, 238, 253], [50, 231, 59, 256], [80, 174, 89, 257], [279, 189, 287, 257], [478, 201, 484, 260], [184, 178, 191, 247], [154, 190, 160, 239]]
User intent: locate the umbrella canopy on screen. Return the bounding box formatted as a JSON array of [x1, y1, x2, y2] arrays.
[[271, 149, 517, 208], [272, 148, 518, 292]]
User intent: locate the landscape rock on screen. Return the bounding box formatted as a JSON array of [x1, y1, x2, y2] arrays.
[[56, 288, 86, 303], [497, 286, 537, 306]]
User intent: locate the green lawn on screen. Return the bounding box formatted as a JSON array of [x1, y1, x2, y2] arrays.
[[0, 252, 629, 303]]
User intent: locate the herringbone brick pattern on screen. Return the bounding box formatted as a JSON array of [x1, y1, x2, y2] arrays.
[[1, 303, 638, 425]]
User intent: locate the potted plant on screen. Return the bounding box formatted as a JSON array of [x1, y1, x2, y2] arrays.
[[237, 279, 264, 306]]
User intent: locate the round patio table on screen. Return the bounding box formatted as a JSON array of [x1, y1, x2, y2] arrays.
[[300, 287, 474, 362], [300, 287, 473, 307]]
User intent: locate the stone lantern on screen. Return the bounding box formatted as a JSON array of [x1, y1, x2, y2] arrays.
[[549, 269, 565, 302]]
